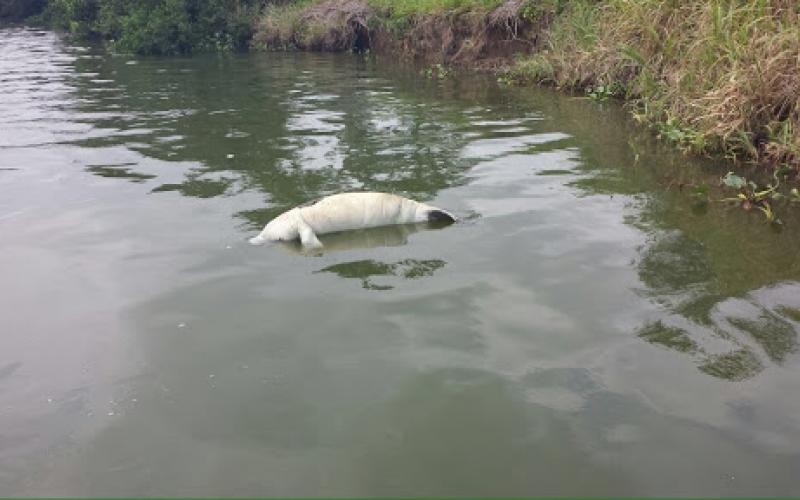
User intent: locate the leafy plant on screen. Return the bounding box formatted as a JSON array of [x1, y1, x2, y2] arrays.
[[41, 0, 260, 54], [423, 63, 450, 79], [718, 166, 798, 225], [586, 84, 613, 101]]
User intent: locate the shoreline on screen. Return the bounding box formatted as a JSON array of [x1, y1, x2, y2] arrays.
[[251, 0, 799, 184], [4, 0, 799, 196]]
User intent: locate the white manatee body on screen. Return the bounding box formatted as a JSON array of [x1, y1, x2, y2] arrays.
[[250, 192, 455, 249]]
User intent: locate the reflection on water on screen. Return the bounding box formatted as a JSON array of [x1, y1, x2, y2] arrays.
[[62, 47, 477, 224], [317, 258, 447, 290], [275, 222, 445, 256], [2, 27, 800, 496], [633, 227, 800, 380], [86, 164, 156, 183]]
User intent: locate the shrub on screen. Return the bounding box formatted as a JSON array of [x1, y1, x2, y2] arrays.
[[40, 0, 262, 54]]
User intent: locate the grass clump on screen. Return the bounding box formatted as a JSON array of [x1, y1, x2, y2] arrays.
[[368, 0, 504, 18], [253, 0, 373, 51], [253, 0, 541, 66], [252, 1, 316, 50], [508, 0, 800, 173]]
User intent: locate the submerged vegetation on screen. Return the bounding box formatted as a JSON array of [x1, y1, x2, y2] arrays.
[[4, 0, 799, 179]]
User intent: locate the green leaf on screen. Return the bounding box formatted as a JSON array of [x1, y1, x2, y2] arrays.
[[722, 172, 746, 189], [774, 165, 793, 179], [621, 45, 647, 67]]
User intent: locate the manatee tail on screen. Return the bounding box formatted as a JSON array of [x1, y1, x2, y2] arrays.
[[427, 209, 457, 224]]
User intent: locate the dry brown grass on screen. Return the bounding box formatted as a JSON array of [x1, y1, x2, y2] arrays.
[[253, 0, 373, 51], [509, 0, 800, 172], [254, 0, 539, 66]]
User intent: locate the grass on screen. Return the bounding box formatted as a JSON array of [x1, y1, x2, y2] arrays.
[[506, 0, 800, 173], [252, 1, 314, 50], [367, 0, 504, 17], [252, 0, 507, 51]]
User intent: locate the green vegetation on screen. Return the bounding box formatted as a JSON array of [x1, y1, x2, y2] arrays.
[[253, 0, 373, 51], [717, 168, 800, 225], [506, 0, 800, 174], [35, 0, 261, 54], [251, 0, 800, 175], [368, 0, 503, 17]]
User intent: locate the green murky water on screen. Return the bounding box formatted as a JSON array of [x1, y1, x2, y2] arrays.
[[2, 27, 800, 496]]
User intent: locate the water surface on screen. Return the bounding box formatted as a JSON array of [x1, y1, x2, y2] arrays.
[[2, 27, 800, 496]]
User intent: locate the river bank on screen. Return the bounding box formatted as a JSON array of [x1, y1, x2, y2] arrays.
[[251, 0, 799, 182], [4, 0, 799, 185]]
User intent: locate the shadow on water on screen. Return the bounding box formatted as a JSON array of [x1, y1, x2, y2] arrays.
[[85, 163, 156, 183], [316, 257, 447, 290], [277, 223, 451, 291], [275, 221, 449, 255]]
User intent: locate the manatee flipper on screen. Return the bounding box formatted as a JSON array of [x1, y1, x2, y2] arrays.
[[297, 220, 323, 249]]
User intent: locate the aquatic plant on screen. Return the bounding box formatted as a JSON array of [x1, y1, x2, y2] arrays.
[[585, 82, 622, 101], [717, 166, 799, 224], [423, 63, 451, 79]]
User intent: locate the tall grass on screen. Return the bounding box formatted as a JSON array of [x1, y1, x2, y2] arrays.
[[253, 0, 505, 48], [367, 0, 504, 17], [253, 0, 314, 50], [508, 0, 800, 171]]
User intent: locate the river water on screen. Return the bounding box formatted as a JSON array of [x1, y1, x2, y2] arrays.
[[2, 27, 800, 496]]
